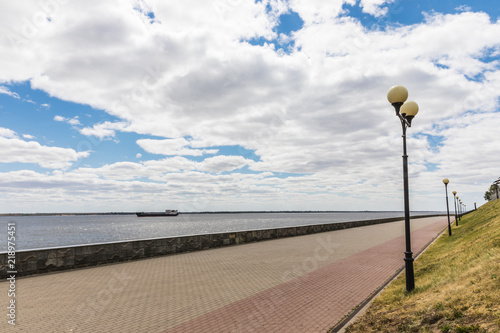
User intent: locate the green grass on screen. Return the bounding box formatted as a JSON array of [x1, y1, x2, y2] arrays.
[[342, 199, 500, 332]]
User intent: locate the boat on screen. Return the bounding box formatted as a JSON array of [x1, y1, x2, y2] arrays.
[[136, 210, 179, 217]]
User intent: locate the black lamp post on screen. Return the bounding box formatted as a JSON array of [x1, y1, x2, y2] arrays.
[[474, 202, 477, 210], [443, 178, 452, 236], [452, 191, 458, 226], [457, 196, 461, 221], [387, 85, 419, 293]]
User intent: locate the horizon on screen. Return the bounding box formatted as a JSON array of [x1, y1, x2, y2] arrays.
[[0, 209, 449, 216], [1, 1, 499, 213]]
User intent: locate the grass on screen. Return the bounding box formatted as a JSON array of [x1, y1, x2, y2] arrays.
[[342, 199, 500, 333]]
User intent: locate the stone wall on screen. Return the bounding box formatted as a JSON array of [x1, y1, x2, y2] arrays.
[[0, 215, 443, 278]]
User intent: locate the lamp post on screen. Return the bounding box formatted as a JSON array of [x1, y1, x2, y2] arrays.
[[387, 85, 419, 293], [452, 191, 458, 226], [443, 178, 452, 236], [474, 202, 477, 210], [457, 196, 461, 221]]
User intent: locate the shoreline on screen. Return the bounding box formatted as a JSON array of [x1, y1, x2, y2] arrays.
[[0, 210, 446, 217], [0, 214, 445, 278]]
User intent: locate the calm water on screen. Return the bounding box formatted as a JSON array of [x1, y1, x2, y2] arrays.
[[0, 212, 442, 252]]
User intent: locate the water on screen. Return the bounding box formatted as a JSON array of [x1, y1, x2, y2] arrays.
[[0, 211, 442, 252]]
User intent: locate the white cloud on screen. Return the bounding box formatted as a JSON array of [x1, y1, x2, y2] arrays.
[[197, 155, 252, 173], [70, 155, 254, 182], [289, 0, 355, 24], [359, 0, 394, 17], [80, 121, 128, 139], [137, 138, 218, 156], [22, 134, 36, 139], [0, 136, 90, 169], [0, 85, 20, 98], [455, 5, 472, 12], [54, 115, 81, 125], [67, 117, 81, 125], [0, 127, 18, 138], [143, 156, 198, 173]]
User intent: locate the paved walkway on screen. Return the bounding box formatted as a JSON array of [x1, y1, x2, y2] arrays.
[[1, 216, 449, 332]]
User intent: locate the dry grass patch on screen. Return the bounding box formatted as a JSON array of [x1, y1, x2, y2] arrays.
[[342, 199, 500, 333]]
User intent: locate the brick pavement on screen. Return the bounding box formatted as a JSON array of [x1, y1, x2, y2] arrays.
[[1, 216, 449, 333], [162, 218, 448, 333]]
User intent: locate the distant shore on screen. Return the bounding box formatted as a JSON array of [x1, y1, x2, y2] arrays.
[[0, 210, 446, 217], [0, 212, 135, 216]]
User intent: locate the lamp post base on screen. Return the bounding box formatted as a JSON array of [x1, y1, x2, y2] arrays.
[[404, 252, 415, 292]]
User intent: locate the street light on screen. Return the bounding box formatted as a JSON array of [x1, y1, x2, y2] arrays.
[[459, 199, 463, 218], [443, 178, 452, 236], [387, 85, 419, 293], [474, 202, 477, 210], [457, 196, 461, 221], [452, 191, 458, 226]]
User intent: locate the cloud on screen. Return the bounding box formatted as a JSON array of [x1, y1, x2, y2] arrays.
[[137, 138, 218, 156], [54, 115, 81, 125], [197, 155, 252, 173], [0, 159, 420, 212], [0, 127, 18, 138], [359, 0, 394, 17], [0, 85, 20, 98], [289, 0, 355, 24], [67, 117, 81, 125], [70, 155, 255, 181], [455, 5, 472, 12], [0, 136, 90, 169], [80, 121, 128, 139]]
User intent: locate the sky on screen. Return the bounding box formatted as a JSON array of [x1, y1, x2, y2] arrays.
[[0, 0, 499, 213]]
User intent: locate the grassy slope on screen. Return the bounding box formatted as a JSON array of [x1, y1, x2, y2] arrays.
[[343, 199, 500, 333]]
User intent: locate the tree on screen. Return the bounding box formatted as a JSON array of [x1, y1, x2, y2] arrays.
[[484, 184, 499, 201], [484, 190, 491, 201]]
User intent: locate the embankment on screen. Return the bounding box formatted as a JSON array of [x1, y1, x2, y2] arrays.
[[0, 214, 443, 278]]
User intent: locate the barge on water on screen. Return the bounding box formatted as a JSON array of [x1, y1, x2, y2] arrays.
[[136, 210, 179, 217]]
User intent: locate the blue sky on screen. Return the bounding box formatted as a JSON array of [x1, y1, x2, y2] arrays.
[[0, 0, 499, 212]]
